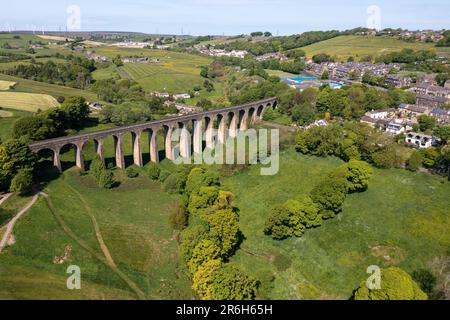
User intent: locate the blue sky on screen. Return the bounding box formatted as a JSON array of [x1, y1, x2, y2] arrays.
[[1, 0, 449, 35]]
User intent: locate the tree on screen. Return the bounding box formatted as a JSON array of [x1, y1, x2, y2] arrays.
[[147, 162, 160, 180], [188, 239, 222, 273], [353, 267, 428, 300], [168, 203, 188, 231], [345, 160, 373, 193], [292, 102, 316, 126], [180, 224, 210, 264], [12, 116, 57, 141], [89, 155, 105, 180], [434, 125, 450, 144], [192, 259, 222, 300], [417, 115, 436, 132], [9, 169, 33, 195], [98, 170, 115, 189], [262, 107, 277, 121], [412, 269, 437, 296], [310, 171, 348, 219], [206, 209, 240, 257], [185, 167, 220, 196], [406, 151, 424, 171], [61, 96, 90, 128], [113, 54, 123, 66], [420, 148, 440, 168], [209, 264, 258, 300], [163, 174, 179, 194]]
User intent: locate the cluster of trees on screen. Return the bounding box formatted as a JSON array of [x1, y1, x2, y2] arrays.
[[90, 78, 145, 104], [375, 49, 437, 64], [280, 84, 415, 125], [4, 55, 96, 89], [12, 97, 90, 142], [250, 32, 272, 38], [0, 51, 29, 63], [295, 122, 450, 177], [264, 160, 373, 239], [156, 165, 258, 300], [0, 137, 36, 193], [436, 30, 450, 47]]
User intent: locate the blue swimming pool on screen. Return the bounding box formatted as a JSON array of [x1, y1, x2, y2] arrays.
[[288, 75, 318, 84]]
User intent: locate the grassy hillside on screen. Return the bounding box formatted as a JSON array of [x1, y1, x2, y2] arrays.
[[0, 74, 99, 101], [93, 47, 212, 93], [0, 92, 59, 112], [0, 108, 30, 141], [0, 169, 193, 299], [301, 35, 450, 60], [222, 148, 450, 299]]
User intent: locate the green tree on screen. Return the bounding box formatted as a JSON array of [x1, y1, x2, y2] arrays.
[[192, 259, 222, 300], [180, 224, 210, 264], [406, 151, 423, 171], [185, 167, 220, 196], [420, 148, 440, 168], [147, 162, 160, 180], [206, 209, 240, 257], [345, 160, 373, 193], [188, 239, 222, 273], [353, 267, 428, 300], [412, 269, 437, 296], [9, 169, 33, 195], [417, 115, 436, 132], [112, 54, 123, 66], [168, 203, 188, 231], [125, 166, 139, 178], [292, 102, 316, 126], [310, 171, 348, 219], [209, 264, 258, 300], [98, 170, 115, 189], [61, 96, 90, 128]]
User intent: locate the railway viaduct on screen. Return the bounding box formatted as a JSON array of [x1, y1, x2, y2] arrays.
[[28, 97, 277, 171]]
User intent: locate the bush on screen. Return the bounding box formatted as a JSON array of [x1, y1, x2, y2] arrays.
[[158, 169, 171, 182], [9, 169, 33, 195], [412, 269, 437, 296], [98, 170, 115, 189], [125, 166, 139, 178], [169, 204, 188, 231], [90, 155, 105, 180], [147, 162, 160, 180], [353, 267, 427, 300], [407, 151, 423, 171], [209, 264, 259, 300], [163, 174, 179, 194], [310, 172, 348, 219], [345, 160, 373, 193]]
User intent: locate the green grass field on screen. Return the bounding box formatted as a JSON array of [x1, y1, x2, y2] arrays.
[[301, 35, 450, 60], [0, 108, 31, 141], [0, 74, 99, 101], [93, 47, 212, 93], [222, 148, 450, 299], [0, 92, 59, 112]]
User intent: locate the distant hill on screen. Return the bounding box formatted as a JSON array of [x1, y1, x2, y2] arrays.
[[301, 35, 450, 60]]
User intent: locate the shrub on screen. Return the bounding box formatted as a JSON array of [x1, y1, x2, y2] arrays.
[[9, 169, 33, 195], [188, 239, 222, 273], [412, 269, 437, 296], [310, 172, 348, 219], [353, 267, 427, 300], [180, 224, 210, 264], [98, 170, 115, 189], [125, 166, 139, 178], [90, 155, 105, 180], [158, 169, 171, 182], [209, 264, 258, 300], [163, 174, 179, 194], [168, 204, 188, 231], [206, 209, 240, 257], [407, 151, 423, 171], [345, 160, 373, 193], [147, 162, 160, 180]]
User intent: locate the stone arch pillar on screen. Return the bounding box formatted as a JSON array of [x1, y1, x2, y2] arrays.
[[52, 147, 62, 172], [205, 116, 215, 149], [164, 125, 174, 161], [94, 139, 104, 163], [239, 109, 249, 131], [113, 134, 125, 169], [229, 112, 238, 138], [148, 128, 159, 163], [179, 122, 191, 159], [75, 141, 86, 171], [218, 113, 227, 144], [192, 118, 203, 154], [132, 130, 143, 167]]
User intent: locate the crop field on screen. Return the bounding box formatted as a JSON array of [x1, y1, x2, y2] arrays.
[[222, 148, 450, 299], [301, 35, 450, 60], [0, 80, 16, 90], [0, 74, 99, 101], [0, 92, 59, 112], [93, 47, 212, 93]]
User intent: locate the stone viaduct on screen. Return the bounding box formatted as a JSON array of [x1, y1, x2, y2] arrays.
[[28, 97, 277, 171]]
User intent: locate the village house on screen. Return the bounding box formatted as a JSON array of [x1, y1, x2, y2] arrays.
[[398, 104, 429, 119], [430, 108, 450, 124], [416, 94, 448, 108], [122, 57, 160, 63], [384, 74, 412, 88], [405, 132, 435, 149], [255, 52, 288, 62], [386, 120, 407, 135], [173, 93, 191, 100]]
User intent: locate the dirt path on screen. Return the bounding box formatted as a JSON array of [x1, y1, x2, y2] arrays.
[[0, 193, 13, 206], [0, 193, 40, 253]]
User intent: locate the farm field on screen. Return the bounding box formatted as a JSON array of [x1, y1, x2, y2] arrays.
[[222, 148, 450, 299], [93, 47, 212, 93], [301, 35, 450, 60], [0, 74, 99, 101], [0, 80, 16, 90], [0, 92, 59, 112]]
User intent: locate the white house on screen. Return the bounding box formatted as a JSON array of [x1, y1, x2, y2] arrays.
[[386, 120, 406, 135], [405, 132, 435, 149]]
